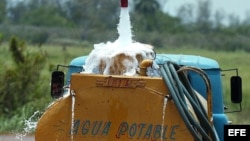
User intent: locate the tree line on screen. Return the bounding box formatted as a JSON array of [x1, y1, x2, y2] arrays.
[[0, 0, 250, 51]]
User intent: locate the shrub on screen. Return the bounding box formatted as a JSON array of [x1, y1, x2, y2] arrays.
[[0, 37, 48, 118]]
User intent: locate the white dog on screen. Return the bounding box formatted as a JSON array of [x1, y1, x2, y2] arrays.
[[83, 42, 155, 76]]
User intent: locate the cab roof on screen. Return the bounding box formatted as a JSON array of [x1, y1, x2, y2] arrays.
[[155, 54, 219, 69], [69, 54, 219, 69]]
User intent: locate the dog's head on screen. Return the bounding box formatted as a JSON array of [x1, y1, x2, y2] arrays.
[[84, 42, 155, 76]]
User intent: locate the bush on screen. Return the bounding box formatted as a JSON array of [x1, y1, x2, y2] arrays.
[[0, 37, 48, 118]]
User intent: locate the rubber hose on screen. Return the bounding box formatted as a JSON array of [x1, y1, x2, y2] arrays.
[[170, 62, 218, 141], [160, 62, 219, 141], [160, 64, 203, 141], [165, 63, 211, 140], [176, 66, 218, 141], [168, 63, 214, 139]]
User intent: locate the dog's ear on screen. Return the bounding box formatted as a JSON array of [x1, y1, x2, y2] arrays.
[[136, 54, 143, 63], [144, 44, 154, 49], [99, 59, 106, 74]]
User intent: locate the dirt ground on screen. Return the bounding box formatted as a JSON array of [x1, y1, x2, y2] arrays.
[[0, 135, 34, 141]]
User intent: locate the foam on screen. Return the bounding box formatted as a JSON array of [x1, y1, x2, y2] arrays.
[[82, 7, 156, 76]]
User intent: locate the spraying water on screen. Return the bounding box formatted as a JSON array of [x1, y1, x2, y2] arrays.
[[117, 7, 133, 47], [161, 97, 168, 140], [70, 90, 76, 141], [15, 111, 40, 141], [116, 0, 132, 46], [83, 0, 156, 76]]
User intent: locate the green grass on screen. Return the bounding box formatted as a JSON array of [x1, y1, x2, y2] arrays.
[[0, 43, 93, 133], [0, 43, 249, 133]]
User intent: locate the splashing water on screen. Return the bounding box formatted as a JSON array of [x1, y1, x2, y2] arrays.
[[15, 111, 40, 141], [161, 97, 168, 140], [83, 3, 156, 76], [70, 90, 76, 141]]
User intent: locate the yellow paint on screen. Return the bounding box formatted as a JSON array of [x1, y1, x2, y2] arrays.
[[35, 73, 193, 141]]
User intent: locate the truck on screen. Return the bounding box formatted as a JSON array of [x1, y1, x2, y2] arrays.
[[35, 0, 243, 141], [35, 53, 242, 141]]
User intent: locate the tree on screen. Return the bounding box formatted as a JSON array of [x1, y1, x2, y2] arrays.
[[8, 2, 28, 24], [213, 9, 226, 31], [0, 0, 7, 23], [21, 6, 70, 27], [63, 0, 118, 28], [177, 3, 194, 25], [134, 0, 160, 14], [228, 14, 240, 27], [131, 0, 181, 33], [242, 11, 250, 26], [0, 37, 47, 117], [59, 0, 120, 41], [7, 0, 71, 26], [195, 0, 212, 33]]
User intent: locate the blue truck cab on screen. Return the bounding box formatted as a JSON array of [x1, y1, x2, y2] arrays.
[[52, 54, 242, 141]]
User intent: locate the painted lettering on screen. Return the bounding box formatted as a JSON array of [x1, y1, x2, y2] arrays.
[[116, 122, 129, 138], [129, 123, 137, 137], [162, 125, 168, 139], [69, 120, 180, 140], [82, 120, 90, 135], [70, 120, 111, 137], [116, 122, 179, 140], [70, 119, 80, 135], [101, 122, 111, 136], [153, 125, 162, 139], [96, 77, 145, 88], [92, 121, 102, 135], [144, 124, 153, 139], [170, 125, 179, 139], [137, 123, 146, 138]]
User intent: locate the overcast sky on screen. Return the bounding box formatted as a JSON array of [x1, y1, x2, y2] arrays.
[[164, 0, 250, 22]]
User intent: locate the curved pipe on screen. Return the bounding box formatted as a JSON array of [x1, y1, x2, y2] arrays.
[[139, 59, 153, 76]]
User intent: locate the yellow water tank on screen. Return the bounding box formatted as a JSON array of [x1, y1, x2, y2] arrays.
[[35, 73, 193, 141]]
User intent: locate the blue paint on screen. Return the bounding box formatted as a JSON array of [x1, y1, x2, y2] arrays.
[[116, 122, 129, 137], [101, 122, 111, 136], [116, 122, 178, 140], [170, 125, 179, 140], [71, 120, 111, 137], [143, 124, 153, 139], [137, 123, 146, 138], [161, 125, 168, 139], [70, 119, 80, 135], [129, 123, 137, 137], [70, 120, 180, 140], [91, 121, 103, 135], [82, 120, 91, 135], [153, 125, 162, 139]]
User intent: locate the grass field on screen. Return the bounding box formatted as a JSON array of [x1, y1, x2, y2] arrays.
[[0, 42, 249, 133]]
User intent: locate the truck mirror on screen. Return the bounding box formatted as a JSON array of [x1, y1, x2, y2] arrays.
[[51, 71, 64, 98], [230, 76, 242, 103]]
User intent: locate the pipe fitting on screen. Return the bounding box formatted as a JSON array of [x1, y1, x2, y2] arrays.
[[120, 0, 128, 7], [139, 59, 153, 76]]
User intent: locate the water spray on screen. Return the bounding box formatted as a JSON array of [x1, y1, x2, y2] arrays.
[[117, 0, 132, 47]]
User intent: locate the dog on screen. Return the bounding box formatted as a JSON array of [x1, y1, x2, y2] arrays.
[[83, 42, 155, 76]]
